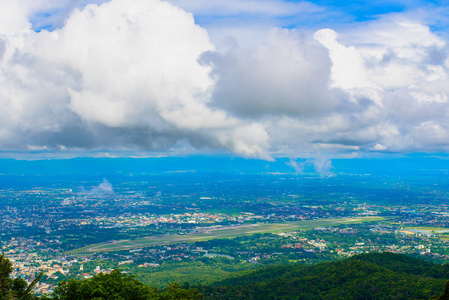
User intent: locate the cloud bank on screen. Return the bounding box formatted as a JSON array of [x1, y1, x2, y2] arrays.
[[1, 0, 449, 159]]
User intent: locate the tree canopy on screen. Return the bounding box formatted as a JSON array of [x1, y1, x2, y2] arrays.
[[51, 270, 202, 300], [0, 252, 42, 300]]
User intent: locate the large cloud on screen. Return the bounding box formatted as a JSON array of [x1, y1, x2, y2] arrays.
[[0, 0, 270, 159], [205, 28, 341, 118], [310, 17, 449, 153], [1, 0, 449, 159]]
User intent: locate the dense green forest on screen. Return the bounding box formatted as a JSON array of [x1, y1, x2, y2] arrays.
[[198, 252, 449, 299], [4, 252, 449, 299]]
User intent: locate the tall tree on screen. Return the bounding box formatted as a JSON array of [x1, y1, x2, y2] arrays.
[[0, 253, 42, 300], [0, 252, 13, 300]]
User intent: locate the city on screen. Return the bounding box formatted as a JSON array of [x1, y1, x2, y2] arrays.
[[3, 168, 449, 295]]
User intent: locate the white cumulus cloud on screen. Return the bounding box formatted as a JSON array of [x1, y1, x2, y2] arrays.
[[0, 0, 270, 159], [1, 1, 449, 160]]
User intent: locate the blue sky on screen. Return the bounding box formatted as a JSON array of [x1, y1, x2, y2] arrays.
[[1, 0, 449, 161], [173, 0, 448, 29], [27, 1, 449, 40]]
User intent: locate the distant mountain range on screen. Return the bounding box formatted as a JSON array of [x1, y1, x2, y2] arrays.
[[1, 155, 449, 175]]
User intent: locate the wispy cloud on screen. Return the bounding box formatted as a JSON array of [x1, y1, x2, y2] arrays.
[[80, 179, 114, 195], [288, 158, 333, 176]]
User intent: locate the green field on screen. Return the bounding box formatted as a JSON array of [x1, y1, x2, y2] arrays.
[[68, 216, 384, 254], [403, 226, 449, 233]]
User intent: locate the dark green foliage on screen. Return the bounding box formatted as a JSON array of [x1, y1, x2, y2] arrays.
[[213, 264, 300, 288], [132, 258, 260, 288], [50, 270, 203, 300], [52, 269, 157, 300], [0, 252, 42, 300], [349, 252, 441, 276], [199, 253, 449, 299], [158, 282, 203, 300], [0, 252, 13, 300], [350, 252, 449, 280], [11, 278, 28, 299], [435, 281, 449, 300]]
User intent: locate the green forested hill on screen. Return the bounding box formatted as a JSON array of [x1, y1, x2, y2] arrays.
[[198, 253, 449, 300], [5, 251, 449, 299], [348, 253, 449, 279]]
